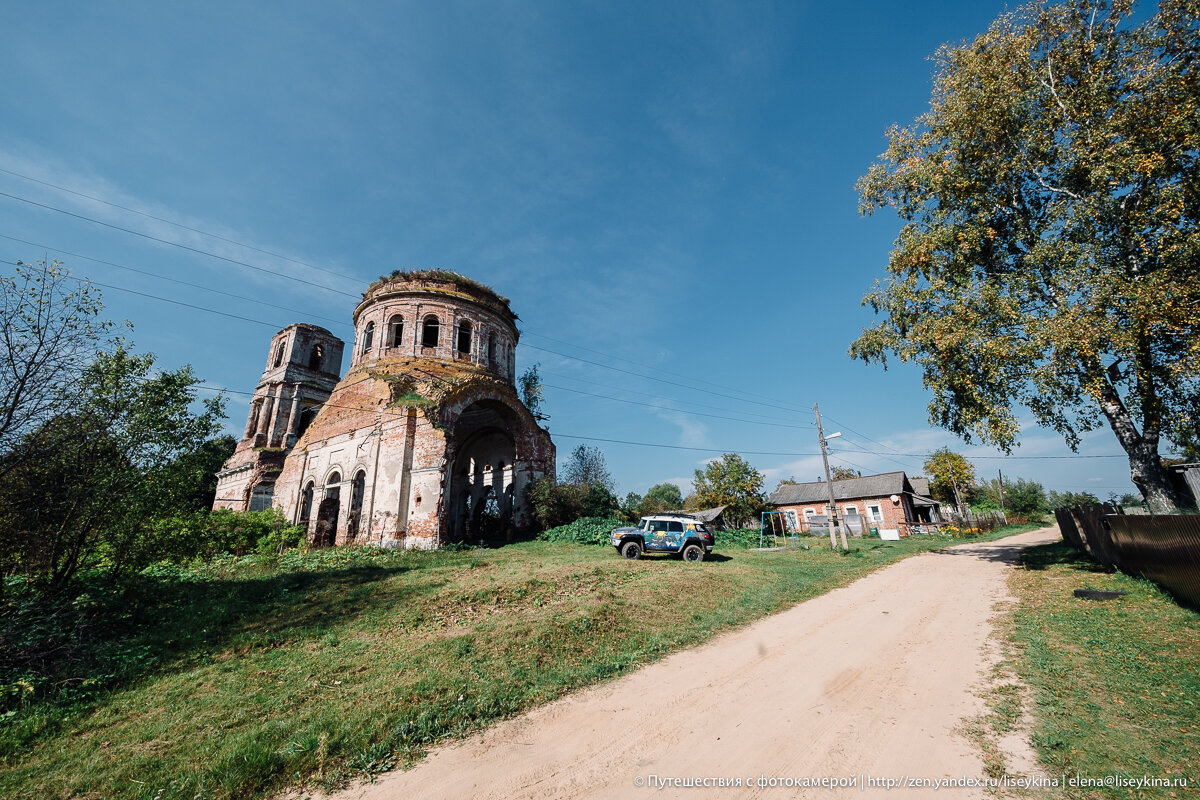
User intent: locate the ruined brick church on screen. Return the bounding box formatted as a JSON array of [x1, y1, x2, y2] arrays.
[[213, 270, 555, 548]]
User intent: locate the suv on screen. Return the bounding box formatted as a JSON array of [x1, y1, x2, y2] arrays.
[[610, 513, 714, 562]]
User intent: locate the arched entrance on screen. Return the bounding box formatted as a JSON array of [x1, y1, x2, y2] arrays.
[[314, 471, 341, 547], [447, 402, 517, 544]]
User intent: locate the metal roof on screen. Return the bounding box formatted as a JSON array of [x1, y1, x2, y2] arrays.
[[767, 471, 912, 505]]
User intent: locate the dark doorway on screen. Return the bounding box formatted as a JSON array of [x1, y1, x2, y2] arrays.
[[347, 471, 366, 541], [314, 489, 340, 547]]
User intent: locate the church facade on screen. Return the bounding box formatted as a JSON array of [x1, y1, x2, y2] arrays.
[[213, 270, 555, 548]]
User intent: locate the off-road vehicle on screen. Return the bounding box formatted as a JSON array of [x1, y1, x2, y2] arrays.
[[610, 513, 714, 562]]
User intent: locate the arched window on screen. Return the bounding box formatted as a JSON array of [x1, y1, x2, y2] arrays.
[[361, 322, 375, 354], [249, 482, 274, 512], [308, 344, 324, 371], [299, 482, 315, 523], [457, 320, 472, 354], [326, 471, 341, 486], [348, 470, 366, 538], [487, 331, 496, 364], [389, 315, 404, 348], [422, 315, 440, 348], [272, 342, 285, 368], [350, 471, 366, 516]]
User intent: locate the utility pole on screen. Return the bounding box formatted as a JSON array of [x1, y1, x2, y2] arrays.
[[815, 403, 847, 551], [997, 469, 1007, 513], [950, 472, 964, 517]]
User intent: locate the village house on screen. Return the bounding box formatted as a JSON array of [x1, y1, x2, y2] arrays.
[[213, 270, 555, 548], [766, 471, 941, 535]]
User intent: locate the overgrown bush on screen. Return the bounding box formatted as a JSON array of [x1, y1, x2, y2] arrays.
[[715, 528, 767, 549], [535, 517, 624, 546], [525, 477, 620, 530], [1002, 478, 1050, 514], [145, 508, 307, 562]]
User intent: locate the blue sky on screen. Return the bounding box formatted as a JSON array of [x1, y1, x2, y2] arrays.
[[0, 1, 1148, 500]]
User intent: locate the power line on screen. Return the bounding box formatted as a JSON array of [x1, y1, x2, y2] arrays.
[[0, 189, 358, 297], [110, 368, 1136, 463], [523, 342, 815, 420], [549, 433, 820, 457], [822, 412, 915, 459], [520, 328, 811, 416], [0, 259, 296, 331], [0, 233, 352, 330], [5, 163, 816, 417], [3, 255, 819, 437], [543, 383, 816, 430], [539, 367, 801, 424], [0, 165, 361, 283], [0, 177, 828, 417], [0, 268, 1133, 465]]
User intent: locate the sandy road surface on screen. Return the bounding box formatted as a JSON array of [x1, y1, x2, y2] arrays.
[[324, 527, 1060, 800]]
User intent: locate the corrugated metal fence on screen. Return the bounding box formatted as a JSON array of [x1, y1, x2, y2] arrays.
[[1055, 504, 1200, 608]]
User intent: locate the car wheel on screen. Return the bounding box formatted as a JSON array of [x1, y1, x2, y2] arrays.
[[620, 540, 643, 560], [682, 544, 704, 562]]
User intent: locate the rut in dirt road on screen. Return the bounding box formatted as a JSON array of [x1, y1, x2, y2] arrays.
[[317, 527, 1060, 800]]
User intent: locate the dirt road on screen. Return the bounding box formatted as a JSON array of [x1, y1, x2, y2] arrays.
[[327, 527, 1060, 799]]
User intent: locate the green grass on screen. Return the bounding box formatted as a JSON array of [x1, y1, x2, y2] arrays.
[[1007, 541, 1200, 798], [1, 525, 1039, 800]]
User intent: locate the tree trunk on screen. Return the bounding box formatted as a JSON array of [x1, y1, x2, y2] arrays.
[[1095, 375, 1182, 514]]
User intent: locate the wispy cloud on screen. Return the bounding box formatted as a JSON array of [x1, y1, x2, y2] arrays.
[[0, 148, 358, 306]]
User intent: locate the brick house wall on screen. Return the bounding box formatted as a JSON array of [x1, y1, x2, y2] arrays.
[[775, 493, 915, 534]]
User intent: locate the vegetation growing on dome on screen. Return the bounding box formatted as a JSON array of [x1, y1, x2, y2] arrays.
[[367, 269, 511, 307]]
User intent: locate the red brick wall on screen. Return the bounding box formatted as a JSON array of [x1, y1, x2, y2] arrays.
[[775, 494, 913, 534]]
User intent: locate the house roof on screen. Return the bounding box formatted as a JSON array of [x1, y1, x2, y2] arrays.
[[692, 506, 726, 523], [910, 476, 931, 496], [767, 472, 912, 505]]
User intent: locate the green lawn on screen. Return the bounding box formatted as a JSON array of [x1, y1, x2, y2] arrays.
[[1, 525, 1038, 800], [1007, 541, 1200, 799]]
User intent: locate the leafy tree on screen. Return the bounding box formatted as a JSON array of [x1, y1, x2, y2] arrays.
[[0, 261, 122, 477], [692, 453, 765, 528], [0, 346, 226, 589], [1047, 489, 1102, 509], [923, 448, 977, 508], [640, 482, 684, 514], [620, 491, 643, 522], [156, 434, 237, 513], [851, 0, 1200, 513], [968, 479, 1003, 511], [1111, 491, 1144, 508], [524, 476, 618, 530], [830, 466, 860, 481], [560, 444, 615, 493], [1167, 430, 1200, 462], [518, 364, 547, 422], [1004, 478, 1050, 515]]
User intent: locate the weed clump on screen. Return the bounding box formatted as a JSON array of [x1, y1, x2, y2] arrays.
[[536, 517, 624, 546]]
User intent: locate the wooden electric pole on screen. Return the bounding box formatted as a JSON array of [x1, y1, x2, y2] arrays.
[[815, 403, 847, 551]]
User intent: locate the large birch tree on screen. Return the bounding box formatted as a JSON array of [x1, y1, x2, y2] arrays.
[[851, 0, 1199, 512]]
